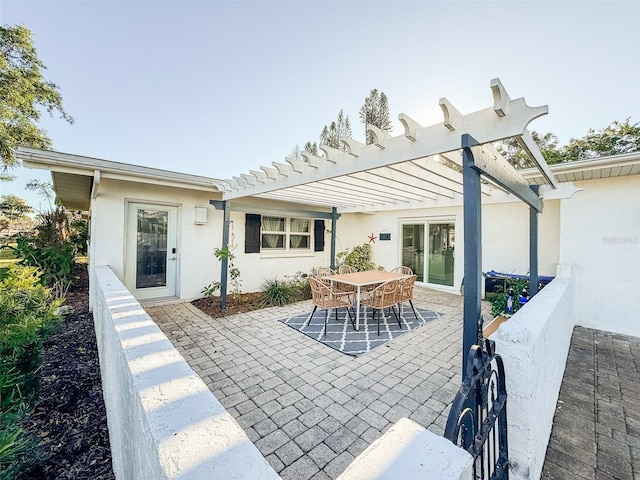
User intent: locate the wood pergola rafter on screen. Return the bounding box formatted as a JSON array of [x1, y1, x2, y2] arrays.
[[213, 78, 556, 213]]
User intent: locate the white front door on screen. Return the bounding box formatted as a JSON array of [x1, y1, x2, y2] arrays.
[[125, 202, 178, 300]]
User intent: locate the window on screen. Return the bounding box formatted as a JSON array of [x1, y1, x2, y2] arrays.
[[245, 214, 324, 254], [262, 216, 310, 251]]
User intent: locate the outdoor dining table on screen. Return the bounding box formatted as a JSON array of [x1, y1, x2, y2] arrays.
[[324, 270, 411, 330]]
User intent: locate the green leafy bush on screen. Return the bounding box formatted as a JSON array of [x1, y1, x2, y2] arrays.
[[260, 278, 296, 307], [336, 243, 378, 272], [489, 278, 530, 317], [13, 237, 75, 299], [0, 265, 60, 476]]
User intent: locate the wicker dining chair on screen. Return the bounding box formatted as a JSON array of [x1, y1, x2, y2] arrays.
[[397, 274, 419, 319], [307, 277, 355, 336], [361, 280, 401, 335], [391, 266, 413, 275], [316, 266, 335, 286], [338, 265, 357, 274]]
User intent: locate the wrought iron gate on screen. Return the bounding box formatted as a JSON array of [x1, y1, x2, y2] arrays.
[[444, 336, 509, 479]]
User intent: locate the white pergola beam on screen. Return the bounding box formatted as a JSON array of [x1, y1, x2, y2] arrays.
[[218, 79, 549, 201], [516, 130, 559, 188]]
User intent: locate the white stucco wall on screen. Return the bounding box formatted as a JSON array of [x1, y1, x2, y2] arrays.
[[482, 200, 560, 278], [337, 418, 473, 480], [91, 265, 279, 479], [491, 264, 576, 480], [91, 178, 220, 300], [559, 175, 640, 337]]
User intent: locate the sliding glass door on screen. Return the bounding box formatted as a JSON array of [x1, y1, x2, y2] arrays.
[[402, 221, 455, 287]]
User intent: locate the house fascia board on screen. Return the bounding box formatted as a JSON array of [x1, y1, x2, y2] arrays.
[[520, 151, 640, 179], [17, 147, 222, 192]]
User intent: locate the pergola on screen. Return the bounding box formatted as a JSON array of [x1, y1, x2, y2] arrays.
[[211, 78, 559, 376]]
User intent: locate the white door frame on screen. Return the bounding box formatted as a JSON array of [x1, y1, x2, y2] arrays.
[[125, 201, 179, 300]]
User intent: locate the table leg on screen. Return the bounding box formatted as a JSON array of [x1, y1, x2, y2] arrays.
[[355, 285, 361, 330]]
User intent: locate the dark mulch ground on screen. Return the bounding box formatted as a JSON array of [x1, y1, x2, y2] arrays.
[[191, 292, 265, 318], [18, 267, 115, 480]]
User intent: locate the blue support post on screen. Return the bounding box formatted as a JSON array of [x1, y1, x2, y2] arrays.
[[330, 207, 337, 271], [529, 185, 540, 299], [461, 134, 483, 377]]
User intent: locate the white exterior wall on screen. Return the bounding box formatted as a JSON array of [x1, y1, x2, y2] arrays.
[[348, 200, 560, 294], [91, 265, 278, 479], [91, 178, 220, 300], [559, 175, 640, 337], [492, 264, 576, 480], [482, 200, 560, 278]]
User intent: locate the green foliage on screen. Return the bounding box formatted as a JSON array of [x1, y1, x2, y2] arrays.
[[336, 243, 378, 272], [260, 278, 296, 307], [319, 109, 352, 151], [260, 272, 311, 307], [359, 88, 392, 145], [0, 24, 73, 168], [13, 237, 75, 299], [203, 246, 242, 302], [0, 422, 30, 479], [0, 194, 33, 221], [563, 118, 640, 161], [497, 119, 640, 169], [214, 246, 242, 296], [201, 281, 222, 299], [489, 277, 529, 317], [0, 265, 57, 479]]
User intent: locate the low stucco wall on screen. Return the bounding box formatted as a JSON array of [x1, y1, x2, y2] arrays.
[[491, 264, 576, 480], [91, 265, 278, 479], [337, 418, 473, 480]]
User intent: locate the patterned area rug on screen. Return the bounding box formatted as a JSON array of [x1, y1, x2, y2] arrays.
[[279, 305, 440, 357]]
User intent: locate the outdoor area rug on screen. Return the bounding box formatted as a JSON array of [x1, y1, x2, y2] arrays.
[[279, 306, 441, 357]]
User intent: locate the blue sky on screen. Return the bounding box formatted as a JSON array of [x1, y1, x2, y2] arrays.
[[2, 1, 639, 210]]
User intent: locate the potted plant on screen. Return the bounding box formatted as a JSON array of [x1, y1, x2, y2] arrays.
[[484, 278, 530, 337]]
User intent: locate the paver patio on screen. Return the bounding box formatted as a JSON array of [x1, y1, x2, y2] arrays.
[[145, 288, 639, 479], [146, 287, 490, 479]]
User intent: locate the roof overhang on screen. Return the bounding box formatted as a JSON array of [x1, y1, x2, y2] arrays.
[[17, 147, 223, 210]]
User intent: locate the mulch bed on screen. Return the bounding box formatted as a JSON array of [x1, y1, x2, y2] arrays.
[[17, 266, 115, 480], [191, 292, 265, 318]]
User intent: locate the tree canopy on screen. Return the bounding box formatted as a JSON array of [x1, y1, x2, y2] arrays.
[[359, 88, 392, 145], [498, 118, 640, 168], [0, 24, 73, 170]]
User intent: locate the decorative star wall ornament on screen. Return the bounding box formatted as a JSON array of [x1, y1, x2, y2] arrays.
[[368, 233, 377, 244]]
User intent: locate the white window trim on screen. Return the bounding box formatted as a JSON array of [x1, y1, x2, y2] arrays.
[[261, 216, 312, 252]]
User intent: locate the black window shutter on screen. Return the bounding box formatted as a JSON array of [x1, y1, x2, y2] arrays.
[[314, 219, 325, 252], [245, 214, 261, 253]]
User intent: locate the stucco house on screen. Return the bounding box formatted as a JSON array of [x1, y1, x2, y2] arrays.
[[17, 146, 640, 338], [14, 81, 640, 478]]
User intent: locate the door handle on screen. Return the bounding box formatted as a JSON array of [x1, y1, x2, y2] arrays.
[[169, 256, 176, 260]]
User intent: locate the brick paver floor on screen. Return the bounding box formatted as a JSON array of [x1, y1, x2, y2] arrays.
[[146, 287, 491, 479], [541, 327, 640, 480]]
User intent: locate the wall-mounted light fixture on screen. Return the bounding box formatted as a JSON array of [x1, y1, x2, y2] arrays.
[[194, 206, 208, 225]]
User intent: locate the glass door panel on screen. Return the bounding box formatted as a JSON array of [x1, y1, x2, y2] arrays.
[[428, 223, 455, 286], [136, 209, 168, 289], [402, 224, 425, 282]]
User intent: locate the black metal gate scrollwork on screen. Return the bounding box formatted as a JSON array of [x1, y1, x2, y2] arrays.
[[444, 337, 509, 479]]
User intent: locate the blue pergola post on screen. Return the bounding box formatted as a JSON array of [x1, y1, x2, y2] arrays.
[[529, 185, 540, 298], [461, 134, 483, 376], [330, 207, 338, 270], [209, 199, 230, 310]]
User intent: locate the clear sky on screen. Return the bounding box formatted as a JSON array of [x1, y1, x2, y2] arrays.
[[1, 0, 639, 210]]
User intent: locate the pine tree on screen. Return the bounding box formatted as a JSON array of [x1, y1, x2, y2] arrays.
[[359, 89, 392, 145]]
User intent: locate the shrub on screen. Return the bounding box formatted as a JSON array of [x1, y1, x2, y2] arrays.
[[489, 278, 530, 317], [0, 265, 60, 477], [260, 278, 296, 307], [13, 237, 75, 299], [336, 243, 378, 271]]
